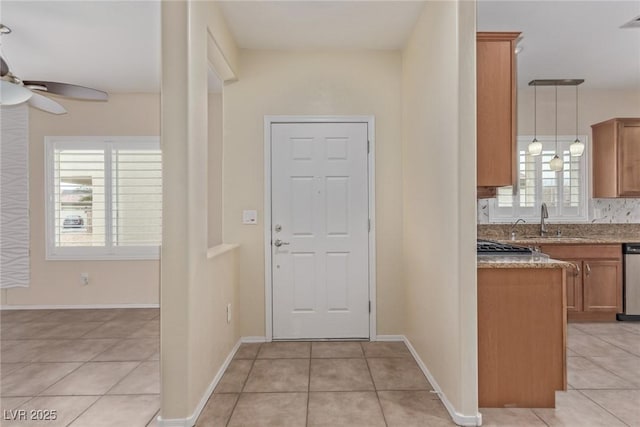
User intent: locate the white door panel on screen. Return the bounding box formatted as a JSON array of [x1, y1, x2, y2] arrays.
[[271, 122, 369, 339]]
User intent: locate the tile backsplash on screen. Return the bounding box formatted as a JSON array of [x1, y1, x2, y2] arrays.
[[477, 198, 640, 224]]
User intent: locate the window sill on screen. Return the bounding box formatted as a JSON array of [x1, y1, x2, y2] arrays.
[[207, 243, 240, 259], [46, 248, 160, 261]]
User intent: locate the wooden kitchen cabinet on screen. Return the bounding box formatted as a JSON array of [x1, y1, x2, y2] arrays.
[[592, 118, 640, 198], [583, 260, 622, 312], [478, 267, 566, 407], [540, 244, 622, 321], [477, 32, 521, 194], [563, 258, 583, 312]]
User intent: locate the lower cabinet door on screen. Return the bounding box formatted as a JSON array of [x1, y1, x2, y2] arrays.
[[583, 260, 622, 312], [565, 260, 583, 312]]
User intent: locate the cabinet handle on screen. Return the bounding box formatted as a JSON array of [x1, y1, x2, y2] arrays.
[[574, 264, 581, 276], [585, 263, 591, 276]]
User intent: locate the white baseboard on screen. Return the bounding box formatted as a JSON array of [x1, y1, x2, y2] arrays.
[[155, 419, 186, 427], [0, 303, 160, 310], [157, 338, 242, 427], [375, 334, 405, 342], [402, 336, 483, 426], [241, 336, 268, 343]]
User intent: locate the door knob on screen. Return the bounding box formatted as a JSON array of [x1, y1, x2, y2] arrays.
[[274, 239, 290, 247]]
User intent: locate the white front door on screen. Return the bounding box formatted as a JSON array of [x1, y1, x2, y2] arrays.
[[271, 122, 370, 339]]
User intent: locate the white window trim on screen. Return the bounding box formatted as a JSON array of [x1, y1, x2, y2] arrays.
[[488, 135, 589, 224], [45, 136, 161, 261]]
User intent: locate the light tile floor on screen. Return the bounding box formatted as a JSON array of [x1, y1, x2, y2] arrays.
[[2, 309, 639, 426], [0, 308, 160, 427], [200, 323, 640, 427]]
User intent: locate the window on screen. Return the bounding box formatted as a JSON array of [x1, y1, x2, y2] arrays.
[[489, 136, 588, 222], [45, 137, 161, 260]]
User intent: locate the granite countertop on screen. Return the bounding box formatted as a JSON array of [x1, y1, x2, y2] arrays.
[[477, 256, 575, 270], [497, 236, 637, 245], [478, 224, 640, 245]]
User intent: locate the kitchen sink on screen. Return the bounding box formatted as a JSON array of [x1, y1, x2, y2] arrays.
[[519, 236, 588, 241]]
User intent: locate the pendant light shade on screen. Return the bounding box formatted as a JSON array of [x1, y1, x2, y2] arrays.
[[550, 154, 564, 172], [570, 139, 585, 156], [0, 80, 32, 105], [528, 84, 542, 156], [528, 138, 542, 156]]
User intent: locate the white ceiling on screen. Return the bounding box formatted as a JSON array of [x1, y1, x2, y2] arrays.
[[478, 0, 640, 90], [217, 1, 425, 50], [1, 1, 638, 93], [0, 1, 161, 93]]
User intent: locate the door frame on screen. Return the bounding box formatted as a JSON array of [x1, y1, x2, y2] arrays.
[[263, 115, 377, 341]]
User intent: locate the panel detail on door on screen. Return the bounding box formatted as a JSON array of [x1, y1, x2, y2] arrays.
[[292, 253, 315, 312], [326, 177, 349, 235], [291, 177, 314, 235], [326, 252, 349, 311], [326, 137, 349, 160], [291, 137, 314, 160], [271, 122, 369, 339]]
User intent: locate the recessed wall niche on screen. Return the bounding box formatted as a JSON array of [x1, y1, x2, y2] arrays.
[[207, 67, 223, 248]]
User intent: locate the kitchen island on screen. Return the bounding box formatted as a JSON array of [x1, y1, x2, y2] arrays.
[[478, 257, 573, 408]]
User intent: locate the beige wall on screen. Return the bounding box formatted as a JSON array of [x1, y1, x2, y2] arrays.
[[402, 0, 478, 421], [223, 49, 404, 337], [160, 0, 241, 421], [1, 94, 160, 307]]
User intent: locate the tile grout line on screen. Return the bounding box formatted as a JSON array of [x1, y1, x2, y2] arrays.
[[575, 329, 639, 358], [361, 342, 389, 427], [64, 394, 107, 426], [102, 360, 145, 395], [574, 329, 640, 387], [575, 389, 632, 427], [530, 407, 552, 427], [223, 343, 262, 427], [306, 343, 312, 427]]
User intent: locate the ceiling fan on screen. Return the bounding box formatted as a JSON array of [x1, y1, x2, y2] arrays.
[[0, 24, 108, 115]]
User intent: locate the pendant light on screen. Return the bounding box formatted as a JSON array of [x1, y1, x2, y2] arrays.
[[570, 85, 585, 156], [549, 85, 564, 172], [528, 84, 542, 155]]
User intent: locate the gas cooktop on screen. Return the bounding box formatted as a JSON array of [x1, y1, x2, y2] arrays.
[[477, 239, 534, 256]]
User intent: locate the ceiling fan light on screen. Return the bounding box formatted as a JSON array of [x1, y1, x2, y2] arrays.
[[0, 80, 32, 105], [570, 138, 584, 157], [528, 138, 542, 156], [549, 154, 564, 172]]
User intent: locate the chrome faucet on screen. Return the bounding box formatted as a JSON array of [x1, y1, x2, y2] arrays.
[[510, 218, 526, 240], [540, 203, 549, 236]]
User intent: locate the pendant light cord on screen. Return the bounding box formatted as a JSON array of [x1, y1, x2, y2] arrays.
[[575, 85, 579, 141], [534, 85, 537, 139], [555, 85, 558, 154]]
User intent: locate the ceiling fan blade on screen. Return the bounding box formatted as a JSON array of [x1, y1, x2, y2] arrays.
[[28, 92, 67, 115], [0, 56, 8, 77], [0, 80, 32, 105], [23, 80, 108, 101]]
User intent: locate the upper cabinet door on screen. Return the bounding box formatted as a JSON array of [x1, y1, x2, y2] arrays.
[[477, 32, 521, 189], [618, 122, 640, 196], [592, 118, 640, 198]]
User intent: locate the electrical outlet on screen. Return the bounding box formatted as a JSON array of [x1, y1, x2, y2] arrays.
[[226, 303, 231, 324], [80, 273, 89, 286]]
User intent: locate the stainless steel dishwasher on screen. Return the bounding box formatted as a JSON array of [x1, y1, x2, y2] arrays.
[[618, 243, 640, 321]]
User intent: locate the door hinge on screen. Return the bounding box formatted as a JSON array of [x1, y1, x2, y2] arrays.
[[369, 301, 371, 313], [367, 140, 370, 153], [368, 219, 371, 232]]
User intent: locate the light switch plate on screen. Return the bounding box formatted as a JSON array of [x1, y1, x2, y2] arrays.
[[242, 210, 258, 225]]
